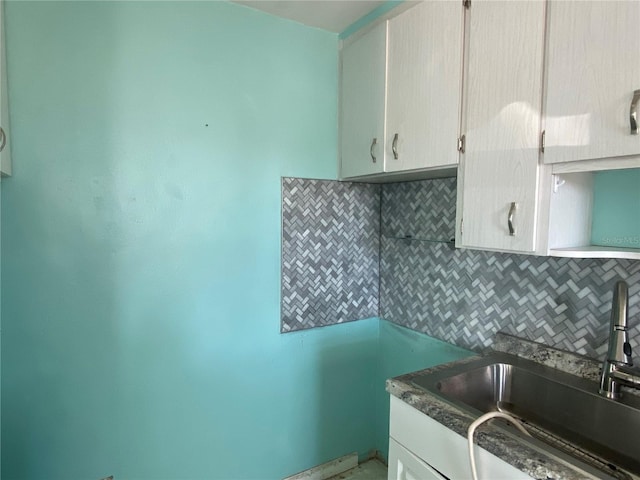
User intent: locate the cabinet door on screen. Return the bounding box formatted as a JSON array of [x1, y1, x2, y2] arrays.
[[457, 0, 545, 253], [385, 0, 464, 173], [388, 438, 446, 480], [340, 22, 387, 179], [0, 0, 11, 177], [389, 397, 534, 480], [543, 1, 640, 164]]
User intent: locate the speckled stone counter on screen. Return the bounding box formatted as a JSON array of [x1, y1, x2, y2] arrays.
[[386, 333, 633, 480], [492, 332, 602, 383]]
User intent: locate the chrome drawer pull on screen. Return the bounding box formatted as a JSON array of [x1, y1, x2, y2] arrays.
[[370, 138, 377, 163], [631, 89, 640, 135], [392, 133, 399, 160], [508, 202, 517, 236]]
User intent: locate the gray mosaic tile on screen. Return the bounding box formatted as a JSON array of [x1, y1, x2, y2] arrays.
[[380, 179, 640, 358], [281, 175, 640, 358], [382, 178, 456, 242], [281, 177, 380, 332]]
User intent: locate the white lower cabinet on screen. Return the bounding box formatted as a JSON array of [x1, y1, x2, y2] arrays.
[[388, 396, 533, 480], [388, 438, 446, 480]]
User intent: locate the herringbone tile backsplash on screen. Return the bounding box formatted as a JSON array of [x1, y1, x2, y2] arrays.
[[380, 179, 640, 357], [281, 177, 380, 332], [281, 176, 640, 358], [381, 177, 456, 242]]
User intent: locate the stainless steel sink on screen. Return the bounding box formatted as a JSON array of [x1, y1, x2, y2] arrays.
[[412, 352, 640, 478]]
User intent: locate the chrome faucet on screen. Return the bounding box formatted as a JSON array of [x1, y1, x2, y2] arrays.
[[599, 281, 640, 400]]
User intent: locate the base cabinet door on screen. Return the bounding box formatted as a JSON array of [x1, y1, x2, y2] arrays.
[[388, 438, 447, 480], [389, 396, 533, 480]]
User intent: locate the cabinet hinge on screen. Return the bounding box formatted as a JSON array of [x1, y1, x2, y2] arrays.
[[460, 218, 464, 235], [457, 135, 466, 154], [540, 130, 546, 153], [463, 0, 470, 9]]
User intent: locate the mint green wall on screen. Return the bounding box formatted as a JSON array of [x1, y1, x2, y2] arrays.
[[1, 2, 382, 479], [591, 169, 640, 249], [375, 321, 473, 461]]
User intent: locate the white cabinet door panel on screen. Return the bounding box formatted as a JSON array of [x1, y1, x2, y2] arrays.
[[543, 0, 640, 164], [385, 0, 463, 173], [458, 0, 545, 253], [340, 22, 387, 179], [388, 438, 446, 480]]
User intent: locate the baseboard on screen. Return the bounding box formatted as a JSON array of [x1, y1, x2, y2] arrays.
[[367, 449, 387, 466], [283, 452, 358, 480]]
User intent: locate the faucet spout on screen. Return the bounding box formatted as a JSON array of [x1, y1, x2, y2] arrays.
[[606, 281, 632, 367], [599, 281, 639, 400]]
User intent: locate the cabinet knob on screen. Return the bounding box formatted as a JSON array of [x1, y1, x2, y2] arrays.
[[631, 89, 640, 135], [370, 138, 377, 163], [508, 202, 517, 236], [392, 133, 399, 160]]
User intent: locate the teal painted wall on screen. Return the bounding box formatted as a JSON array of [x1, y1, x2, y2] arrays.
[[591, 169, 640, 249], [0, 2, 382, 479], [374, 321, 473, 461]]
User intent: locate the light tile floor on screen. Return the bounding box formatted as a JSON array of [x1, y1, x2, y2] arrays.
[[328, 459, 387, 480]]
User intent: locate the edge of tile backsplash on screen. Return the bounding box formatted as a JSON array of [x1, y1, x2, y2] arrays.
[[280, 177, 380, 332]]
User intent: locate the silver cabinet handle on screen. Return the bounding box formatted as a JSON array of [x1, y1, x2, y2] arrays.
[[370, 138, 377, 163], [508, 202, 517, 236], [631, 89, 640, 135], [392, 133, 399, 160], [0, 127, 6, 153]]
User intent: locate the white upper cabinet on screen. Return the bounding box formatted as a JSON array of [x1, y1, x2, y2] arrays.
[[340, 22, 386, 179], [542, 0, 640, 165], [384, 0, 464, 173], [340, 0, 464, 181], [0, 0, 11, 177], [457, 0, 546, 254]]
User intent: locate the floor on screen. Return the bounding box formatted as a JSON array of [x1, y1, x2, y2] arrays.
[[328, 459, 387, 480]]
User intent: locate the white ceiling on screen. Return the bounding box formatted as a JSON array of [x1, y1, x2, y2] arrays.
[[233, 1, 386, 33]]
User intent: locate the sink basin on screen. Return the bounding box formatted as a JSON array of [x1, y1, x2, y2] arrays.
[[412, 353, 640, 478]]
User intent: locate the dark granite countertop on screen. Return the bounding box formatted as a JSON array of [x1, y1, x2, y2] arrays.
[[386, 333, 636, 480]]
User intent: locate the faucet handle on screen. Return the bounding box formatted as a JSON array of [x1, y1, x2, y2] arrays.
[[624, 341, 633, 365]]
